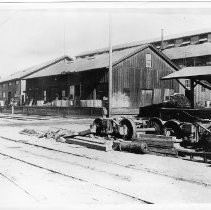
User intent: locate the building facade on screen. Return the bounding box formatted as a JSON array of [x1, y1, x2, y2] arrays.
[[0, 56, 72, 106], [76, 28, 211, 107], [0, 80, 22, 106]]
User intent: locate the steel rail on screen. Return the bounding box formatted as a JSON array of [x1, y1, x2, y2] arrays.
[[0, 172, 38, 201]]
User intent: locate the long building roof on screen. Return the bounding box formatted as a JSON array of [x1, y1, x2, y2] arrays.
[[162, 66, 211, 80], [0, 55, 72, 83], [163, 42, 211, 60], [76, 28, 211, 57], [25, 44, 178, 80]]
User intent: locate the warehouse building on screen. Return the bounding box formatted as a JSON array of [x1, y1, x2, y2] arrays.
[[76, 28, 211, 107], [24, 44, 178, 116], [0, 56, 72, 106]]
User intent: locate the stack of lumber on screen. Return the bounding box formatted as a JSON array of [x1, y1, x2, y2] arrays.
[[80, 100, 103, 107], [134, 134, 182, 156], [65, 136, 113, 152]]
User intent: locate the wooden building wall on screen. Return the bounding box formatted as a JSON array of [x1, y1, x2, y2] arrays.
[[112, 48, 179, 109]]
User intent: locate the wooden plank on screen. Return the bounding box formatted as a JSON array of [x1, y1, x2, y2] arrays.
[[72, 136, 109, 145], [65, 137, 113, 152], [111, 108, 139, 115], [135, 134, 181, 142], [148, 147, 178, 156]]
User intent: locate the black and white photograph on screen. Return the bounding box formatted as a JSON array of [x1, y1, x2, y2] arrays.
[[0, 0, 211, 209]]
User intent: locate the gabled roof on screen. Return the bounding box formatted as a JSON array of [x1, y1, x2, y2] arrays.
[[25, 44, 178, 80], [162, 66, 211, 80], [0, 55, 72, 83], [25, 46, 141, 79], [163, 42, 211, 60], [76, 28, 211, 57]]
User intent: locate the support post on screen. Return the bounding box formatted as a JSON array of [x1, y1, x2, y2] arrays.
[[108, 13, 112, 117], [11, 105, 14, 115], [190, 79, 195, 109]]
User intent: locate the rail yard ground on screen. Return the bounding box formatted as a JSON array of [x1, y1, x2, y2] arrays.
[[0, 113, 211, 209]]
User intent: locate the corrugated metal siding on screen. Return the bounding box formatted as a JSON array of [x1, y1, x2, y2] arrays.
[[112, 47, 178, 108]]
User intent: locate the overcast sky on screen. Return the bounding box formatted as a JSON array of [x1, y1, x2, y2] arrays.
[[1, 2, 211, 77]]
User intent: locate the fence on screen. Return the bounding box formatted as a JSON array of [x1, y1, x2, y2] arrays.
[[0, 106, 105, 117]]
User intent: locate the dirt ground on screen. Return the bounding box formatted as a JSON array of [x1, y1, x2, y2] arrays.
[[0, 113, 211, 209]]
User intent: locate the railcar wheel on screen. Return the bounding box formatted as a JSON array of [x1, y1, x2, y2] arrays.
[[120, 118, 137, 140], [148, 118, 165, 135], [164, 120, 182, 139], [198, 125, 211, 152]]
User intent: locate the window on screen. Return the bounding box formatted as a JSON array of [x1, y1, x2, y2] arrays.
[[146, 53, 152, 68], [153, 42, 161, 49], [3, 84, 5, 88], [201, 86, 206, 92], [15, 90, 19, 97], [62, 90, 66, 97], [16, 81, 19, 85], [44, 91, 47, 101], [8, 82, 12, 86], [199, 34, 208, 43], [185, 80, 190, 88], [3, 92, 5, 98], [166, 40, 175, 48], [181, 37, 191, 46]]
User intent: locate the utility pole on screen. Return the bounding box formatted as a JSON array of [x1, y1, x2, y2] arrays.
[[161, 29, 164, 50], [108, 13, 113, 118], [62, 11, 66, 60]]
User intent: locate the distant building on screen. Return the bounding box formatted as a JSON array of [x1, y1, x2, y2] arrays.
[[0, 56, 72, 106]]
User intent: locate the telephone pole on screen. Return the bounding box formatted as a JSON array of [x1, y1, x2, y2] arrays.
[[108, 13, 112, 117]]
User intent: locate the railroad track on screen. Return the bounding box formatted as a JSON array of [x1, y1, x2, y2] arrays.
[[0, 136, 153, 204], [0, 171, 38, 201], [0, 134, 210, 188]]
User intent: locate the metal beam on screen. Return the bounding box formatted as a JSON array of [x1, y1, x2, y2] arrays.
[[176, 79, 189, 91], [195, 80, 211, 90]]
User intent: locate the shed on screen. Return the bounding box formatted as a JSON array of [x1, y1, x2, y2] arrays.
[[162, 66, 211, 108]]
